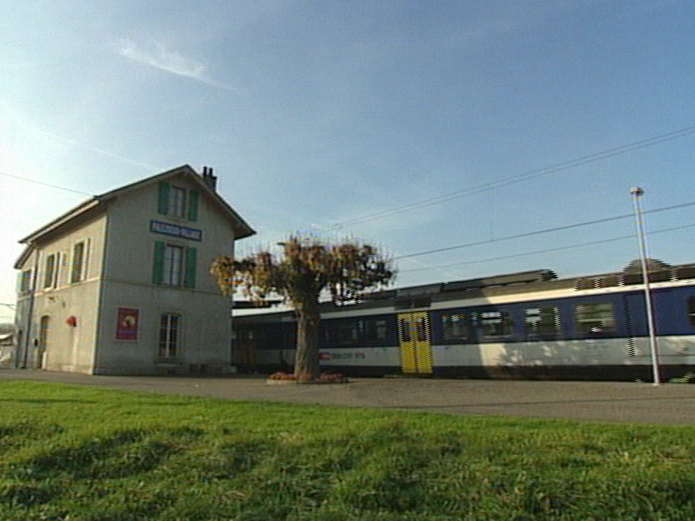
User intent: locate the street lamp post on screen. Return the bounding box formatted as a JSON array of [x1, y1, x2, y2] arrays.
[[630, 187, 661, 385]]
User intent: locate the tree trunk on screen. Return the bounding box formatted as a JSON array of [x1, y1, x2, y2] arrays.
[[294, 305, 321, 381]]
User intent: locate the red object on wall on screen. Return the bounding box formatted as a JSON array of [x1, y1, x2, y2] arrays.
[[116, 308, 139, 340], [66, 316, 77, 327]]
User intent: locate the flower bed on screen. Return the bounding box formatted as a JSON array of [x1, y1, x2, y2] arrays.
[[267, 372, 349, 384]]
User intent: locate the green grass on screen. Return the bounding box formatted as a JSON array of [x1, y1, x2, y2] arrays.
[[0, 381, 694, 520]]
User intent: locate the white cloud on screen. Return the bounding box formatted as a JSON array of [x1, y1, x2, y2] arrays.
[[117, 39, 234, 90]]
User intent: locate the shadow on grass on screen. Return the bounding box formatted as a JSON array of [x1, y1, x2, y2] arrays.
[[21, 426, 204, 480]]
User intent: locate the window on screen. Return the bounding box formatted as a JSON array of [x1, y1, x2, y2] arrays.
[[19, 269, 32, 294], [332, 318, 388, 345], [525, 306, 560, 337], [398, 319, 412, 342], [163, 245, 184, 286], [575, 302, 616, 335], [158, 181, 199, 221], [687, 297, 695, 327], [44, 254, 58, 289], [336, 321, 358, 345], [363, 318, 388, 342], [71, 242, 88, 283], [159, 313, 181, 358], [169, 186, 187, 218], [414, 316, 428, 341], [153, 242, 197, 288], [441, 312, 469, 341], [479, 310, 513, 338]]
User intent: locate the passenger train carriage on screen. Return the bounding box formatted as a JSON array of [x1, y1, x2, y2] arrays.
[[233, 264, 695, 381]]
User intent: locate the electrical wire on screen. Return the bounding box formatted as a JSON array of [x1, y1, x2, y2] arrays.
[[0, 171, 93, 196], [400, 222, 695, 273], [394, 200, 695, 261], [333, 124, 695, 228]]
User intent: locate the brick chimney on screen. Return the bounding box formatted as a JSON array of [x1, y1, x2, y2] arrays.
[[201, 166, 217, 191]]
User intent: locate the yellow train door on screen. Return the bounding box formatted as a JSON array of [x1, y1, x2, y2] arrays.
[[397, 312, 433, 375]]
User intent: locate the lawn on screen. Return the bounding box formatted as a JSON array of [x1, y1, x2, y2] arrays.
[[1, 380, 694, 520]]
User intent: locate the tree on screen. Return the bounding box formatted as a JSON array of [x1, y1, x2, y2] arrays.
[[211, 235, 395, 381], [623, 258, 671, 274]]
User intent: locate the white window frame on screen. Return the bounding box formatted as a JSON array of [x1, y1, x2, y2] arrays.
[[44, 253, 58, 289], [19, 269, 32, 294], [159, 313, 181, 358], [163, 244, 184, 286], [70, 241, 90, 283], [169, 186, 187, 218]]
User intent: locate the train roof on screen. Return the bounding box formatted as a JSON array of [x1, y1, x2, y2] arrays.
[[234, 263, 695, 321]]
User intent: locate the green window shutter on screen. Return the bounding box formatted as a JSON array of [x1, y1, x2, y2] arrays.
[[184, 247, 197, 289], [187, 190, 199, 221], [153, 242, 166, 285], [158, 181, 170, 215]]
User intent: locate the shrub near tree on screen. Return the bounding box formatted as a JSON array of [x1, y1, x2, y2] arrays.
[[212, 235, 395, 382]]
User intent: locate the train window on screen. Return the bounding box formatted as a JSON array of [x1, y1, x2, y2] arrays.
[[399, 319, 412, 342], [415, 317, 429, 341], [441, 313, 469, 341], [479, 310, 513, 338], [525, 307, 560, 337], [687, 297, 695, 327], [363, 318, 388, 342], [337, 321, 358, 345], [575, 303, 616, 335]]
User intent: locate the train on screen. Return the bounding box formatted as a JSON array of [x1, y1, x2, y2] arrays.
[[232, 263, 695, 381]]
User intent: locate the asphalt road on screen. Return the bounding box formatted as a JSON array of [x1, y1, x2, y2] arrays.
[[2, 369, 695, 425]]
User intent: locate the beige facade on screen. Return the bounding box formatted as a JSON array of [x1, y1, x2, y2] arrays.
[[13, 165, 254, 375]]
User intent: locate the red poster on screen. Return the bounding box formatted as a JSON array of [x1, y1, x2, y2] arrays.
[[116, 308, 139, 340]]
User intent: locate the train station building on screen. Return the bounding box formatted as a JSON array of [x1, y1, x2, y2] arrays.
[[13, 165, 254, 375]]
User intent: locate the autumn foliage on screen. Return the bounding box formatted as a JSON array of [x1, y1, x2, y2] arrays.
[[211, 235, 395, 380]]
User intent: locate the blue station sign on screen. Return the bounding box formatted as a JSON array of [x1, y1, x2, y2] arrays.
[[150, 220, 203, 241]]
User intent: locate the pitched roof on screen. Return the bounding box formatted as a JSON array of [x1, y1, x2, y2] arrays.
[[19, 165, 255, 245]]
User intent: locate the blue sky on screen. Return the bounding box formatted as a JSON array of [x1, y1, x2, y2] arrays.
[[2, 0, 695, 320]]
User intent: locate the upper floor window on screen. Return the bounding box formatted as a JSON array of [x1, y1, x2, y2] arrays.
[[44, 254, 59, 289], [71, 242, 88, 283], [169, 186, 187, 218], [164, 245, 183, 286], [479, 310, 513, 338], [525, 306, 560, 337], [575, 302, 616, 335], [158, 181, 199, 221], [19, 269, 32, 294], [152, 242, 197, 288]]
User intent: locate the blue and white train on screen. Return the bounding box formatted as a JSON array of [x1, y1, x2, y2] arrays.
[[233, 265, 695, 381]]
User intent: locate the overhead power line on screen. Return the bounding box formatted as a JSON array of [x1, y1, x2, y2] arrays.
[[401, 222, 695, 273], [333, 124, 695, 228], [0, 170, 93, 196], [394, 199, 695, 261]]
